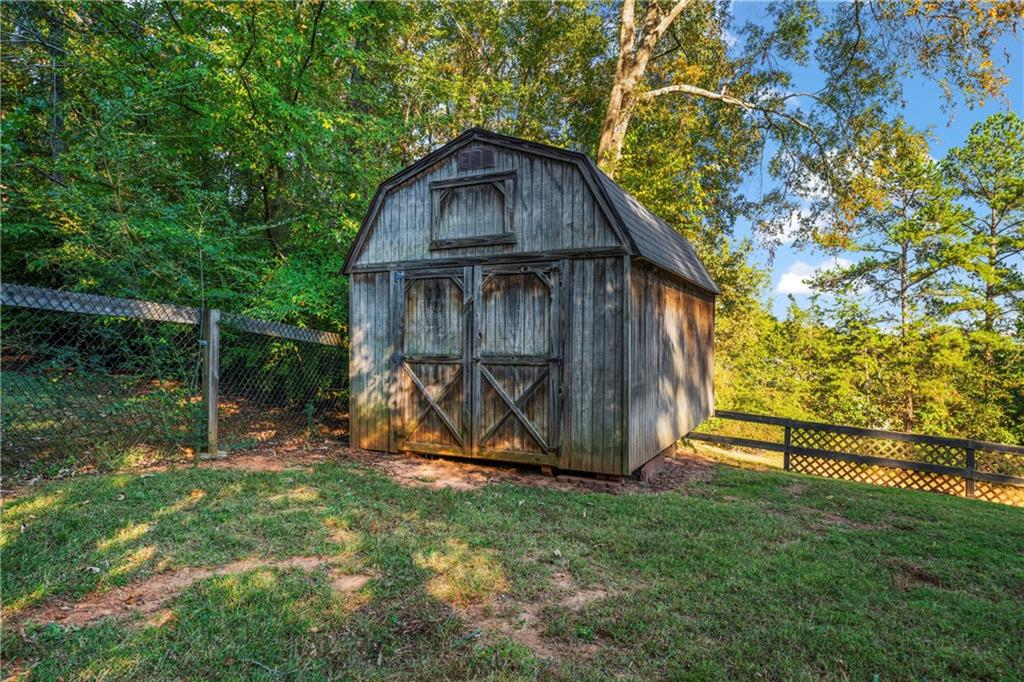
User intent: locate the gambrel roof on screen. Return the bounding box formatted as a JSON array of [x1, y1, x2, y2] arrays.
[[591, 169, 719, 295], [343, 128, 720, 295]]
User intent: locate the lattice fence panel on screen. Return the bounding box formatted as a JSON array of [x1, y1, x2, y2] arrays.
[[973, 482, 1024, 507], [791, 428, 964, 468], [974, 448, 1024, 478], [790, 455, 965, 497]]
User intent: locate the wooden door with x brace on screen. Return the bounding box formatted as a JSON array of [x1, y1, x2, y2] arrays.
[[390, 263, 562, 466]]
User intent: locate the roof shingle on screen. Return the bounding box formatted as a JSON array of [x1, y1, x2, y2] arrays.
[[589, 166, 720, 294]]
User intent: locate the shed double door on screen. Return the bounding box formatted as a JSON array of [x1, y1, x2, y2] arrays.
[[391, 263, 563, 465]]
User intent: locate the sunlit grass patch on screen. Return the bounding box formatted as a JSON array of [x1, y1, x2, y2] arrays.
[[154, 488, 206, 516], [1, 492, 67, 527], [106, 545, 159, 581], [416, 539, 509, 606], [268, 485, 320, 504], [96, 522, 154, 552]]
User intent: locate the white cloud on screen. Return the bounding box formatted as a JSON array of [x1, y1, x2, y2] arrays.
[[776, 257, 851, 296]]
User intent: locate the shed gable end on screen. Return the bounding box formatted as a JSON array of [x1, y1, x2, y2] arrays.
[[350, 142, 622, 269]]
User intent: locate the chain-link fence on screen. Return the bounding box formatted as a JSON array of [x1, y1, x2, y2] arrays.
[[218, 315, 347, 452], [1, 283, 347, 483]]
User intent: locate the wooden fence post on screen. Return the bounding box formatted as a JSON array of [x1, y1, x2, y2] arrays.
[[201, 307, 223, 458], [783, 422, 792, 471], [965, 443, 976, 499]]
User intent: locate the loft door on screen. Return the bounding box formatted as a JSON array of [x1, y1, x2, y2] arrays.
[[391, 270, 469, 455], [472, 264, 562, 464]]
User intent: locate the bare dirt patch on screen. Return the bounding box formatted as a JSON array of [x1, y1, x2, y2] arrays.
[[458, 568, 616, 662], [810, 507, 880, 531], [4, 438, 715, 501], [346, 448, 714, 495], [892, 559, 947, 591], [14, 557, 371, 628], [764, 503, 883, 539], [626, 452, 715, 493], [353, 452, 537, 492], [183, 437, 715, 494], [201, 439, 340, 472], [787, 482, 809, 497]]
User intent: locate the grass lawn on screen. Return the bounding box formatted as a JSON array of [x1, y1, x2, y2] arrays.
[[2, 447, 1022, 680]]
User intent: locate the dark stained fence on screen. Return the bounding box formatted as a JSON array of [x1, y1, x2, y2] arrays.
[[688, 411, 1024, 507], [1, 283, 346, 481]]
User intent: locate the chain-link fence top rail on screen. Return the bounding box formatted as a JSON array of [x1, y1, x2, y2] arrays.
[[1, 283, 347, 482]]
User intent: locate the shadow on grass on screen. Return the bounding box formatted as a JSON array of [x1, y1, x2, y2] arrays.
[[3, 459, 1024, 680]]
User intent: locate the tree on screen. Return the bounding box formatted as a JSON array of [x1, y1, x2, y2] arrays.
[[396, 0, 610, 150], [2, 0, 417, 324], [595, 0, 1021, 247], [810, 121, 968, 429], [943, 112, 1024, 333], [814, 121, 965, 335]]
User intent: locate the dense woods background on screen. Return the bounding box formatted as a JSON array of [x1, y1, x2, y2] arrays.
[[3, 1, 1022, 442]]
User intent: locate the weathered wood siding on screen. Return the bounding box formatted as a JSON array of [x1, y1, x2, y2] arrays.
[[394, 273, 468, 453], [562, 256, 626, 475], [628, 263, 714, 471], [354, 147, 620, 268], [348, 131, 719, 475], [348, 272, 392, 451], [476, 267, 558, 460]]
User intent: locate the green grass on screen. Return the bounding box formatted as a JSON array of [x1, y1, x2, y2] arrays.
[[1, 370, 203, 480], [3, 456, 1023, 680]]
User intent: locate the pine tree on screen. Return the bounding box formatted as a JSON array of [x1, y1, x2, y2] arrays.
[[942, 112, 1024, 333]]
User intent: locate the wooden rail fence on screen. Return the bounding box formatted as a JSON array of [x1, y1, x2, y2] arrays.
[[687, 411, 1024, 506]]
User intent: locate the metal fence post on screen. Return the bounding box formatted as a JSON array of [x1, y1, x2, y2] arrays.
[[783, 422, 792, 471], [201, 307, 223, 458]]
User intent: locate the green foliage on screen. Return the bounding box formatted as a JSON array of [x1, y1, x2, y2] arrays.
[[2, 2, 1020, 444], [813, 121, 968, 331], [942, 112, 1024, 332]]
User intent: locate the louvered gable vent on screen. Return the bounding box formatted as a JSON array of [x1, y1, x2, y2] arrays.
[[458, 145, 495, 171]]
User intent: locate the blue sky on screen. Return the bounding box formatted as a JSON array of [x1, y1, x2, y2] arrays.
[[726, 1, 1023, 318]]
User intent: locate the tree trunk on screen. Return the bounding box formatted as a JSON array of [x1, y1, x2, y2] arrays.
[[597, 80, 632, 175], [43, 7, 65, 184], [596, 0, 693, 177], [984, 209, 998, 332], [899, 241, 909, 338], [899, 239, 913, 431]]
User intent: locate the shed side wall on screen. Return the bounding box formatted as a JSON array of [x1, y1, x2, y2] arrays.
[[349, 272, 392, 451], [628, 264, 714, 471], [563, 256, 626, 475], [355, 148, 620, 269]]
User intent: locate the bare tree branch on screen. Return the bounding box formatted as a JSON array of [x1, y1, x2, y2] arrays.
[[642, 82, 813, 132], [652, 0, 696, 42]]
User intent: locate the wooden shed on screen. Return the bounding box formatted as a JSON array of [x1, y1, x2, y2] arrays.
[[344, 128, 718, 477]]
